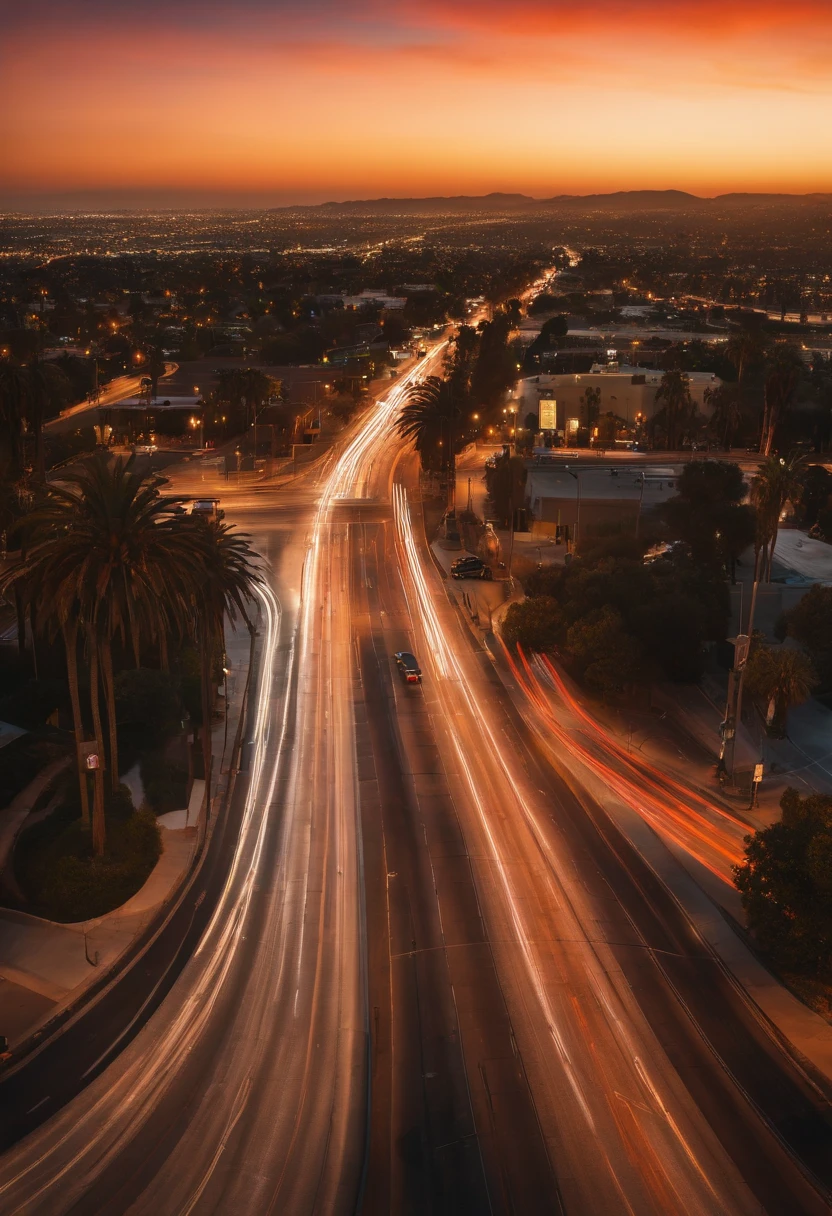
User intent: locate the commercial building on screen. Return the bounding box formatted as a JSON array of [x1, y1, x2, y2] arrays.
[[518, 363, 720, 440]]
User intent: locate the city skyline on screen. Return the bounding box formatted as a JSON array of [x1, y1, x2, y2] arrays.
[[3, 0, 832, 207]]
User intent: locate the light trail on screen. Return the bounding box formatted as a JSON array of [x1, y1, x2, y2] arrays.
[[390, 481, 760, 1215], [504, 646, 748, 881], [0, 342, 451, 1215], [0, 578, 288, 1213]]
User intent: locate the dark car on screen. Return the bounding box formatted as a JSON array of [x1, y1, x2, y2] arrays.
[[451, 554, 481, 570], [451, 559, 492, 580], [394, 651, 422, 684]]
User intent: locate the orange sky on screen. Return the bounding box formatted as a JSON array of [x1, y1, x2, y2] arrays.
[[2, 1, 832, 203]]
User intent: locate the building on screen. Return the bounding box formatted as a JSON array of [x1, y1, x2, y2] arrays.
[[341, 290, 407, 311], [518, 364, 720, 440]]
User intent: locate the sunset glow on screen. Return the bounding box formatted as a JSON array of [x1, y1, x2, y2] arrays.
[[3, 0, 832, 203]]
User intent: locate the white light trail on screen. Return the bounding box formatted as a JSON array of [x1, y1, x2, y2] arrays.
[[391, 482, 744, 1216]]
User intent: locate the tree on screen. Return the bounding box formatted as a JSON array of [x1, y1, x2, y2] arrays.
[[187, 518, 260, 804], [726, 323, 768, 391], [565, 605, 644, 695], [661, 460, 755, 578], [595, 412, 625, 444], [580, 386, 602, 435], [650, 369, 696, 451], [470, 314, 515, 409], [501, 596, 564, 654], [749, 453, 805, 581], [528, 293, 562, 317], [761, 343, 804, 456], [504, 299, 523, 329], [782, 585, 832, 687], [147, 341, 166, 399], [734, 789, 832, 976], [704, 382, 742, 450], [743, 644, 817, 736], [3, 457, 208, 852], [396, 376, 461, 473], [795, 465, 832, 529], [486, 451, 527, 528]]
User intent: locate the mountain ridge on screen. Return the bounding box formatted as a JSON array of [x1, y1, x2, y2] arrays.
[[271, 189, 832, 214]]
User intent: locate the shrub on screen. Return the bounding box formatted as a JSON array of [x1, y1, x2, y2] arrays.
[[140, 752, 188, 814], [15, 787, 162, 922]]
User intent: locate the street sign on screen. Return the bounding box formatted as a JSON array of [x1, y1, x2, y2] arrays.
[[753, 763, 764, 784], [733, 633, 750, 670]]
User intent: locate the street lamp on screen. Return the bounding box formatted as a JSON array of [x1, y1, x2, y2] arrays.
[[189, 413, 204, 449]]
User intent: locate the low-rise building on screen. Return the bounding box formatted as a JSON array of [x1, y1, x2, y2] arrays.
[[517, 364, 720, 438]]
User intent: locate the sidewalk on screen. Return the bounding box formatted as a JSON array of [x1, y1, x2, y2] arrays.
[[0, 618, 254, 1048]]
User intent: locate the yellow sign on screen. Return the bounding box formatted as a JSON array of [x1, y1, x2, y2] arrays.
[[539, 398, 557, 430]]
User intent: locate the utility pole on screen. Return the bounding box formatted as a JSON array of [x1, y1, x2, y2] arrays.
[[635, 471, 646, 539]]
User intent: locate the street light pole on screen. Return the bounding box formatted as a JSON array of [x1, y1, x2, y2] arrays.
[[635, 471, 645, 538]]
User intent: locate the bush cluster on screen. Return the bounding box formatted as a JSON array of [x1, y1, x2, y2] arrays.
[[502, 544, 729, 695]]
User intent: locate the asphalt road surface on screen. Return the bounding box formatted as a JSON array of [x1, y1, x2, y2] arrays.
[[0, 342, 831, 1214]]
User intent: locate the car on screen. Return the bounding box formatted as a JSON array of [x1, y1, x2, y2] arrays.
[[191, 498, 225, 521], [451, 560, 492, 580], [132, 443, 157, 456], [451, 555, 483, 571], [394, 651, 422, 684]]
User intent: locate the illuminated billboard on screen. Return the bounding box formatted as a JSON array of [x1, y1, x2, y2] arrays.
[[539, 398, 557, 430]]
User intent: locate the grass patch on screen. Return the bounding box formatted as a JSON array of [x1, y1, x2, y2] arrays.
[[780, 973, 832, 1027], [14, 782, 161, 922]]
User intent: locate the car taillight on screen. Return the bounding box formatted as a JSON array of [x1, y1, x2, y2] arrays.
[[407, 674, 418, 683]]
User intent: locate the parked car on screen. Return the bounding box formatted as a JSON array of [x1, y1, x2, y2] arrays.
[[451, 558, 492, 580], [451, 555, 482, 571], [394, 651, 422, 684]]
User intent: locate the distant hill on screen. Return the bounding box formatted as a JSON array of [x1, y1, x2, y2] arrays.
[[542, 189, 707, 210], [713, 192, 832, 208], [273, 192, 537, 214], [272, 189, 832, 215]]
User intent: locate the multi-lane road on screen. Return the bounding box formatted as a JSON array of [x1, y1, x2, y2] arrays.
[[0, 345, 831, 1214]]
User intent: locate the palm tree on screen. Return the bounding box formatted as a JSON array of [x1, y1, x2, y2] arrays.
[[2, 549, 92, 827], [704, 382, 743, 450], [726, 325, 768, 390], [187, 518, 260, 805], [5, 457, 203, 851], [580, 386, 602, 435], [651, 369, 695, 451], [760, 343, 804, 456], [750, 453, 806, 581], [744, 645, 817, 737], [396, 376, 462, 474]]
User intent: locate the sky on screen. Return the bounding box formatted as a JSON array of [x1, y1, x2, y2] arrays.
[[2, 0, 832, 206]]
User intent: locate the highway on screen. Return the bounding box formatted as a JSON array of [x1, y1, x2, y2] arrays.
[[0, 336, 831, 1213]]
